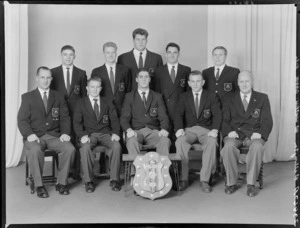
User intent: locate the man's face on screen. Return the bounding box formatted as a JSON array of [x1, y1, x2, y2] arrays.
[[136, 71, 151, 89], [212, 49, 226, 66], [86, 80, 102, 98], [36, 69, 53, 91], [61, 49, 76, 66], [104, 46, 117, 64], [238, 72, 253, 94], [166, 46, 180, 64], [188, 74, 205, 92], [133, 34, 147, 51]]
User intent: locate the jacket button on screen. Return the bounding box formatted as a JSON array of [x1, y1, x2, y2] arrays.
[[46, 123, 49, 126], [238, 128, 240, 130], [216, 83, 218, 85], [215, 91, 218, 93], [167, 99, 170, 101], [145, 114, 147, 117]]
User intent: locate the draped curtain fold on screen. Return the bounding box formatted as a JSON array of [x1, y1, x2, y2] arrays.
[[207, 5, 296, 162], [5, 2, 28, 167]]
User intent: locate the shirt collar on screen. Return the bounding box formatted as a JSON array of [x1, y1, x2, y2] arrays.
[[240, 91, 252, 100], [134, 48, 147, 55], [89, 95, 100, 102], [38, 87, 50, 97], [192, 89, 203, 97], [62, 65, 73, 70], [167, 62, 178, 70], [105, 63, 116, 71], [215, 64, 225, 72], [138, 89, 150, 97]]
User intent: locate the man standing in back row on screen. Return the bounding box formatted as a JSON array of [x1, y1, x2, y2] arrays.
[[202, 46, 240, 104], [117, 28, 163, 91]]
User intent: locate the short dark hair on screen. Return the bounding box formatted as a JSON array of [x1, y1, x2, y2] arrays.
[[136, 68, 150, 78], [88, 76, 102, 85], [103, 42, 117, 52], [166, 42, 180, 52], [212, 46, 227, 55], [189, 70, 204, 80], [36, 66, 51, 76], [61, 45, 75, 53], [132, 28, 149, 39]]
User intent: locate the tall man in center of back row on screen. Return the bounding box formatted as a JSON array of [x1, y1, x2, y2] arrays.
[[117, 28, 163, 91]]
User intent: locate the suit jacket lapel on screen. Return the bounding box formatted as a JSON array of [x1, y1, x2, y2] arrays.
[[70, 66, 79, 95], [101, 65, 114, 94], [219, 65, 229, 80], [188, 91, 197, 118], [59, 66, 68, 96], [145, 90, 153, 112], [85, 97, 97, 121], [198, 90, 207, 118], [98, 98, 106, 123], [46, 90, 55, 116], [209, 67, 217, 82], [34, 88, 46, 115], [245, 91, 257, 118], [130, 50, 139, 70], [114, 65, 122, 94], [144, 49, 151, 69], [234, 92, 247, 116]]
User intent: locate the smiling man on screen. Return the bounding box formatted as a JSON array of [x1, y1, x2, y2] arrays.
[[221, 71, 273, 197], [174, 70, 222, 192], [18, 66, 75, 198], [117, 28, 163, 91]]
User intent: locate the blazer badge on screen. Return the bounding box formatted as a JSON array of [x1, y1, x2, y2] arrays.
[[149, 107, 158, 117], [180, 79, 186, 88], [203, 109, 211, 118], [118, 82, 125, 92], [103, 114, 109, 123], [251, 109, 261, 118], [224, 83, 232, 92], [52, 108, 59, 120], [74, 85, 80, 95], [133, 152, 172, 200], [148, 68, 155, 75]]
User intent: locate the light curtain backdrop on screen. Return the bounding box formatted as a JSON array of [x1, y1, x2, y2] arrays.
[[207, 5, 296, 162], [5, 4, 296, 167]]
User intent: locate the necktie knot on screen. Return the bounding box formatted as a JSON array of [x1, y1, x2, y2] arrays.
[[66, 67, 70, 70], [140, 52, 143, 56], [93, 98, 98, 102], [195, 93, 199, 97], [243, 95, 247, 99]]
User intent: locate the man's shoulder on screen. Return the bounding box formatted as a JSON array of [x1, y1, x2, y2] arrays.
[[118, 50, 133, 59], [51, 65, 61, 73], [73, 65, 86, 74], [252, 90, 268, 99], [22, 89, 36, 99], [225, 65, 240, 73], [91, 65, 105, 73], [116, 63, 130, 72], [147, 50, 162, 59], [178, 63, 191, 72]]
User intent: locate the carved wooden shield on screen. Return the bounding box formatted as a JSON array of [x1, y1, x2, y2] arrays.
[[133, 152, 172, 200]]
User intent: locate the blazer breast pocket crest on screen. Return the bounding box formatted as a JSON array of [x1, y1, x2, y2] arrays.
[[52, 108, 59, 120], [251, 109, 261, 118], [74, 85, 80, 95], [180, 79, 186, 88], [118, 82, 125, 92], [224, 83, 232, 92], [203, 109, 211, 118], [149, 108, 158, 117], [149, 68, 155, 75], [103, 114, 109, 123]]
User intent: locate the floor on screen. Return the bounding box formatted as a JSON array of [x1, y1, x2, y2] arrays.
[[5, 160, 295, 225]]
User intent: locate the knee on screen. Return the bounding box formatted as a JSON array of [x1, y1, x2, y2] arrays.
[[175, 136, 185, 146], [159, 136, 171, 146], [63, 142, 76, 156], [249, 139, 264, 154], [112, 141, 121, 155], [126, 137, 138, 147], [25, 143, 42, 157], [79, 143, 91, 154], [206, 137, 217, 146]]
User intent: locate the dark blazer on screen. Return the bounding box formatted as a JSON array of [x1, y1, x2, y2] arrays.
[[117, 49, 163, 91], [174, 90, 222, 132], [50, 65, 87, 115], [90, 64, 131, 117], [153, 64, 191, 120], [73, 97, 120, 139], [120, 90, 169, 132], [221, 90, 273, 141], [202, 65, 240, 103], [17, 88, 71, 139]]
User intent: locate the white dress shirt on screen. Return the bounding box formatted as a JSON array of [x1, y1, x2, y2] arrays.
[[240, 91, 252, 103], [105, 63, 116, 81], [167, 62, 178, 77], [38, 88, 50, 99], [138, 89, 150, 100], [214, 64, 225, 78], [62, 65, 73, 88], [134, 49, 147, 67], [89, 95, 100, 112], [192, 90, 203, 107]]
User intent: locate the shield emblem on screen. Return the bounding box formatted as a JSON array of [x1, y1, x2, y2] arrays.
[[103, 114, 109, 123], [74, 85, 80, 94], [251, 109, 261, 118], [180, 79, 186, 88], [203, 109, 211, 118], [52, 108, 59, 118], [118, 82, 125, 92], [224, 83, 232, 92], [149, 68, 155, 75], [133, 152, 172, 200], [149, 108, 158, 117]]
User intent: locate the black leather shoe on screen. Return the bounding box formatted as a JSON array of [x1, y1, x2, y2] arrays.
[[247, 185, 256, 197], [85, 182, 95, 193], [200, 181, 212, 193], [225, 185, 236, 194], [37, 186, 49, 198], [110, 180, 121, 191], [173, 180, 188, 191], [55, 184, 70, 195]]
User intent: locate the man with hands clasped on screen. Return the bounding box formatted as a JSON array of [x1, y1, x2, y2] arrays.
[[174, 70, 222, 192], [73, 77, 122, 193]]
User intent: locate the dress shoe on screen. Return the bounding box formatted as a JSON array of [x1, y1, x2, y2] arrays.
[[173, 180, 188, 191], [37, 186, 49, 198], [110, 180, 121, 191], [200, 181, 212, 193], [85, 182, 95, 193], [247, 185, 256, 197], [225, 185, 236, 194], [55, 183, 70, 195]]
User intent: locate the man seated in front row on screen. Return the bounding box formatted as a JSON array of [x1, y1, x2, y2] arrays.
[[174, 70, 222, 192], [17, 66, 75, 198], [73, 77, 122, 193], [221, 71, 273, 197], [120, 68, 171, 161]]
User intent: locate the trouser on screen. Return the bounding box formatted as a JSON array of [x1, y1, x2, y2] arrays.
[[79, 133, 121, 182], [25, 134, 75, 187], [220, 136, 265, 186], [175, 126, 217, 182]]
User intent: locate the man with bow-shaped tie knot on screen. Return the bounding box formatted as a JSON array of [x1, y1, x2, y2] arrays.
[[221, 71, 273, 197], [174, 70, 222, 193], [73, 77, 122, 193]]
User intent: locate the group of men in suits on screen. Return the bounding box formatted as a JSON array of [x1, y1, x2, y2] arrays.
[[17, 27, 273, 199]]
